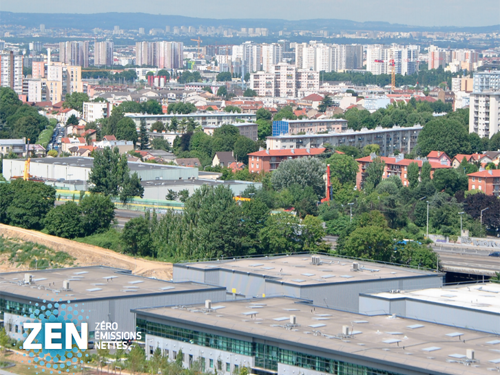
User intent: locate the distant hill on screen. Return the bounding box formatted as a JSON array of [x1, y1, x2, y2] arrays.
[[0, 12, 498, 33]]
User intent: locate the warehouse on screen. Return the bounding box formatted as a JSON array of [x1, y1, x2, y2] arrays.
[[0, 266, 226, 341], [173, 254, 444, 313], [134, 296, 500, 375], [1, 157, 198, 183], [359, 283, 500, 334]]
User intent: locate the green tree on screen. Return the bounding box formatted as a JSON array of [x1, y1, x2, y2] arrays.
[[120, 172, 144, 204], [256, 119, 272, 140], [122, 217, 152, 256], [44, 201, 83, 238], [127, 344, 146, 374], [243, 88, 257, 97], [325, 153, 358, 185], [432, 168, 467, 195], [362, 144, 380, 156], [302, 215, 327, 252], [216, 72, 232, 82], [151, 121, 165, 133], [139, 119, 149, 150], [178, 189, 190, 203], [119, 101, 143, 113], [407, 162, 420, 189], [259, 212, 302, 254], [421, 161, 432, 184], [417, 118, 471, 158], [233, 136, 258, 164], [6, 180, 56, 230], [89, 147, 124, 196], [217, 86, 228, 97], [116, 117, 138, 144], [13, 116, 44, 141], [141, 99, 163, 114], [271, 157, 326, 198], [224, 105, 241, 113], [79, 194, 115, 236], [343, 224, 394, 261], [166, 189, 178, 201], [256, 108, 272, 121], [489, 132, 500, 151], [66, 114, 79, 126], [151, 138, 170, 151], [202, 86, 213, 93], [318, 95, 333, 112], [364, 157, 385, 190], [0, 327, 9, 354], [63, 92, 89, 112]]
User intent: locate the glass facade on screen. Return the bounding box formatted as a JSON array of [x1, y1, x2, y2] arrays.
[[0, 298, 34, 319], [137, 318, 403, 375]]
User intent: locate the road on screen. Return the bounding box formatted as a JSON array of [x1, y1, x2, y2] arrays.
[[437, 252, 500, 276]]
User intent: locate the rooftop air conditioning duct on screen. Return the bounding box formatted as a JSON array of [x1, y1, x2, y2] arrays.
[[24, 274, 33, 285], [205, 300, 212, 309]]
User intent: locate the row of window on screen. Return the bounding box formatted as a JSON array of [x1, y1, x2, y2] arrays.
[[137, 319, 402, 375], [0, 298, 34, 319]]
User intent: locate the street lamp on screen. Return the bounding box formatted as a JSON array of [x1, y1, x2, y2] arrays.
[[348, 202, 354, 222], [480, 207, 489, 225], [426, 201, 430, 237], [458, 212, 465, 236]]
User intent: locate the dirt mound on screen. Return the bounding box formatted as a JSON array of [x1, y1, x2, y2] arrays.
[[0, 224, 173, 280]]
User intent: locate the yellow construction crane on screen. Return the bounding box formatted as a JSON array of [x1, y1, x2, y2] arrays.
[[23, 138, 31, 181], [191, 37, 203, 59]]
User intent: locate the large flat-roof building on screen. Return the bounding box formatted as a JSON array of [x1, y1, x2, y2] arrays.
[[0, 266, 226, 341], [126, 113, 257, 129], [265, 125, 423, 156], [135, 296, 499, 375], [360, 283, 500, 335], [173, 255, 443, 313], [272, 119, 348, 136]]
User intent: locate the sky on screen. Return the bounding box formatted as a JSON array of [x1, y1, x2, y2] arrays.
[[1, 0, 499, 27]]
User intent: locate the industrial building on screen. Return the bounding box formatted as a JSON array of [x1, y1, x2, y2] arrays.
[[134, 296, 499, 375], [173, 254, 444, 313], [126, 112, 257, 129], [359, 283, 500, 334], [265, 125, 423, 156], [0, 266, 227, 341]]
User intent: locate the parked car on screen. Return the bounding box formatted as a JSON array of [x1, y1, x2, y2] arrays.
[[489, 251, 500, 257]]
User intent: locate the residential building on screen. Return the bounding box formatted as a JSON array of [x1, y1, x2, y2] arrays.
[[66, 65, 83, 94], [25, 79, 43, 102], [94, 41, 114, 66], [451, 77, 473, 93], [83, 101, 111, 123], [366, 44, 419, 76], [266, 125, 423, 156], [296, 69, 320, 97], [355, 153, 451, 189], [136, 41, 184, 69], [272, 119, 348, 136], [469, 92, 500, 138], [468, 169, 500, 196], [426, 151, 451, 166], [0, 51, 23, 95], [248, 148, 325, 173], [472, 71, 500, 92], [45, 80, 63, 104], [93, 137, 134, 154], [261, 43, 282, 73], [250, 71, 276, 97], [0, 138, 25, 157], [31, 61, 45, 79], [335, 44, 363, 71], [126, 113, 256, 129], [212, 151, 236, 168], [428, 45, 450, 70], [59, 41, 89, 67], [273, 63, 296, 98], [61, 137, 87, 153]]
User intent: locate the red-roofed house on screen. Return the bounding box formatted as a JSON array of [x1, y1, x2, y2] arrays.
[[467, 169, 500, 196], [427, 151, 451, 166], [228, 161, 246, 172], [103, 135, 117, 141], [61, 137, 86, 153], [248, 148, 326, 173], [356, 154, 452, 189], [55, 108, 79, 124]]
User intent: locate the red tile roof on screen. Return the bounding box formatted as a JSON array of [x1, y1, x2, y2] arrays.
[[61, 137, 85, 144], [103, 135, 117, 141], [301, 94, 324, 102], [467, 170, 500, 177], [427, 151, 450, 159], [356, 156, 451, 169], [249, 148, 326, 157], [453, 154, 473, 162]]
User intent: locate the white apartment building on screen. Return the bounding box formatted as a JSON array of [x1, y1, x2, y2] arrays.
[[366, 44, 389, 75], [366, 44, 419, 76], [250, 71, 275, 97], [296, 69, 320, 97], [428, 45, 450, 70], [469, 92, 500, 139], [0, 51, 23, 95], [66, 65, 82, 94], [261, 43, 282, 73], [83, 102, 110, 123], [94, 41, 114, 66], [59, 41, 89, 67], [135, 41, 184, 69], [473, 71, 500, 92], [26, 79, 42, 102], [273, 63, 296, 98]]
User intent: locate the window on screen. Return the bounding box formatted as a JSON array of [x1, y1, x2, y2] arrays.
[[149, 346, 153, 354], [210, 359, 214, 369], [472, 177, 475, 182], [234, 364, 239, 373], [472, 185, 475, 189], [217, 360, 222, 370], [479, 186, 482, 191], [173, 351, 177, 360], [189, 354, 193, 366], [256, 164, 259, 169], [226, 362, 231, 372]]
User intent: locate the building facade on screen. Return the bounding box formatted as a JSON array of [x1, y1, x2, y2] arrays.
[[248, 148, 326, 173], [468, 169, 500, 196], [272, 119, 348, 136], [94, 41, 114, 66], [469, 92, 500, 139]]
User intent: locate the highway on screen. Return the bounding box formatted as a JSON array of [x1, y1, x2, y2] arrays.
[[437, 252, 500, 276]]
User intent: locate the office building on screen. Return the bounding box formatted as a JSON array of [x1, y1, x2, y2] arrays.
[[469, 92, 500, 139], [134, 294, 497, 375], [0, 266, 226, 341], [94, 41, 114, 66], [0, 51, 23, 95], [59, 41, 89, 67], [266, 125, 423, 156], [173, 254, 443, 312]]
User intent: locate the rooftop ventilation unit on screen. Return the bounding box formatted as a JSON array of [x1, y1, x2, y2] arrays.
[[63, 280, 70, 291], [342, 325, 350, 336], [466, 349, 474, 360], [205, 300, 212, 310], [24, 274, 33, 285], [352, 262, 359, 271], [290, 315, 297, 325], [311, 256, 321, 265]]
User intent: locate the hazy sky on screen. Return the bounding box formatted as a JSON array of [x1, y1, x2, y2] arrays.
[[2, 0, 499, 27]]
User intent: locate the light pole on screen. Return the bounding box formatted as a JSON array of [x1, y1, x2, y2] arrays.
[[426, 201, 430, 238], [480, 207, 489, 225], [348, 202, 354, 222], [458, 212, 465, 236]]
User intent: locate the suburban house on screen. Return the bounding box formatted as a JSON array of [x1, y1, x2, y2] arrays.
[[61, 137, 86, 153], [212, 151, 236, 168], [93, 136, 134, 154], [247, 148, 326, 173], [356, 153, 451, 189], [468, 169, 500, 196]]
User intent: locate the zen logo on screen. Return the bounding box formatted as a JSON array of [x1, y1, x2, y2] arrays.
[[23, 322, 88, 350]]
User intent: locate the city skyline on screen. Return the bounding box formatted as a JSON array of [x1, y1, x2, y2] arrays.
[[1, 0, 499, 28]]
